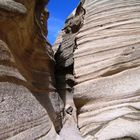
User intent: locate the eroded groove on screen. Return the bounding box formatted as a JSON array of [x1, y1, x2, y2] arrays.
[[110, 136, 137, 140], [100, 65, 139, 77], [0, 60, 16, 68], [0, 75, 28, 86]]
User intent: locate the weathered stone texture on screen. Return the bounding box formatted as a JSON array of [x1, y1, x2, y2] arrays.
[[0, 0, 62, 139], [1, 0, 140, 139], [54, 1, 85, 139], [53, 31, 64, 54], [54, 0, 140, 139]]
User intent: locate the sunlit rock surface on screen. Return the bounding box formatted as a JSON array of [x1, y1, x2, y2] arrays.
[[0, 0, 140, 139], [54, 0, 140, 139]]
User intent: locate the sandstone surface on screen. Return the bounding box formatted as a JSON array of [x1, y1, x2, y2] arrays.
[[54, 0, 140, 139], [0, 0, 62, 139], [0, 0, 140, 140]]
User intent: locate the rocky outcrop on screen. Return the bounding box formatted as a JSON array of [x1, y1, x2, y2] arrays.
[[0, 0, 62, 139], [1, 0, 140, 139], [54, 0, 140, 139]]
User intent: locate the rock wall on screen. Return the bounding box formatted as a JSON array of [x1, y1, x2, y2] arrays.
[[54, 2, 86, 140], [1, 0, 140, 140], [0, 0, 62, 139], [54, 0, 140, 139]]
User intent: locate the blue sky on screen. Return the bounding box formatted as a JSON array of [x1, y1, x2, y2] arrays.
[[47, 0, 80, 45]]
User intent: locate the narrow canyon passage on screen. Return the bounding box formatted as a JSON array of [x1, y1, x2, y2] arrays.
[[0, 0, 140, 140]]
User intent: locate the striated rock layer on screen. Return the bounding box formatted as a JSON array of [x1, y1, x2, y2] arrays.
[[1, 0, 140, 139], [54, 0, 140, 139], [0, 0, 63, 139]]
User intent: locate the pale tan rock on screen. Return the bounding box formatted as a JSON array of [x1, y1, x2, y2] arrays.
[[54, 0, 140, 139], [74, 0, 140, 139]]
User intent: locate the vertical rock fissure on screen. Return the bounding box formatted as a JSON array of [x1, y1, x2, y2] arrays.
[[54, 0, 86, 138]]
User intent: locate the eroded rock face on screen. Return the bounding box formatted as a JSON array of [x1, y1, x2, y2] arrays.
[[54, 2, 86, 139], [54, 0, 140, 139], [0, 0, 62, 139], [1, 0, 140, 139]]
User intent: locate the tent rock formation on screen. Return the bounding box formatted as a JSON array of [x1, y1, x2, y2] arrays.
[[0, 0, 140, 140]]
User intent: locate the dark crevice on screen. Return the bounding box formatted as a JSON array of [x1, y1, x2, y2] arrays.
[[55, 0, 86, 104], [101, 65, 139, 77], [54, 2, 84, 135], [54, 0, 86, 132], [110, 136, 137, 140]]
